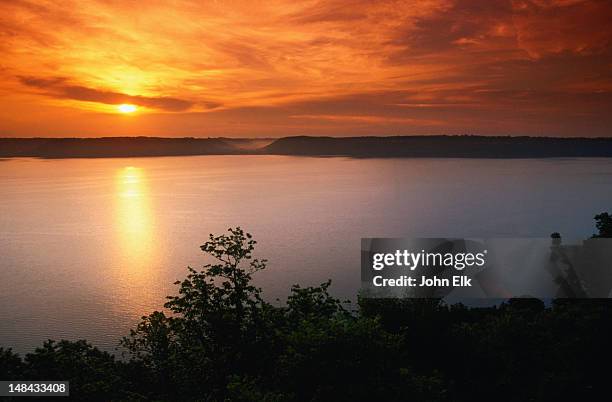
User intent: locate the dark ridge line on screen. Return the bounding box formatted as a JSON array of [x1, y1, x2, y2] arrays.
[[2, 135, 612, 158]]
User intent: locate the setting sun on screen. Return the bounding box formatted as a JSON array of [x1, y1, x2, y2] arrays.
[[118, 104, 137, 113]]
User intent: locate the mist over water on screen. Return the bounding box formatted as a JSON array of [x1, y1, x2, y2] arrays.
[[2, 155, 612, 353]]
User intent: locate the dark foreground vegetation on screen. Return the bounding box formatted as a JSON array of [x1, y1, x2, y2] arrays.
[[3, 135, 612, 158], [2, 214, 612, 401]]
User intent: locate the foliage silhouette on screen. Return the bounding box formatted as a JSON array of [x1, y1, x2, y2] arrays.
[[593, 212, 612, 237], [1, 216, 612, 401]]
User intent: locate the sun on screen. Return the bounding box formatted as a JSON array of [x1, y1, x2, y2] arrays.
[[118, 104, 137, 113]]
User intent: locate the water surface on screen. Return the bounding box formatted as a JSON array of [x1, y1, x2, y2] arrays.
[[2, 156, 612, 353]]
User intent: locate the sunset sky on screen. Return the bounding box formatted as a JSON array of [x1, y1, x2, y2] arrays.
[[1, 0, 611, 137]]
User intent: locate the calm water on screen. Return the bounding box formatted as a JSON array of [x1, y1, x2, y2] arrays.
[[2, 156, 612, 353]]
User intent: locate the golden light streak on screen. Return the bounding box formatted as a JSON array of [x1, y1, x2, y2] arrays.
[[115, 166, 155, 274], [111, 165, 162, 317]]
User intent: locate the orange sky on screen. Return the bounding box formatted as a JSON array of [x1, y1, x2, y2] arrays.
[[1, 0, 611, 137]]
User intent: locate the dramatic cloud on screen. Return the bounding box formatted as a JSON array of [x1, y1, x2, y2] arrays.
[[18, 76, 195, 111], [1, 0, 611, 137]]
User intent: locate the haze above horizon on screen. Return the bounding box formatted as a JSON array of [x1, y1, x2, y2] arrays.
[[1, 0, 611, 138]]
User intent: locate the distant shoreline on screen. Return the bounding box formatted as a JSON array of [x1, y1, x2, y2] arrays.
[[2, 135, 612, 158]]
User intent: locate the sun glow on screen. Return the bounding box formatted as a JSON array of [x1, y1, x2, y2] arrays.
[[118, 104, 137, 113]]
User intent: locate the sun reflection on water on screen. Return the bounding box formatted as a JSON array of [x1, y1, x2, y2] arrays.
[[112, 165, 164, 317], [115, 166, 156, 277]]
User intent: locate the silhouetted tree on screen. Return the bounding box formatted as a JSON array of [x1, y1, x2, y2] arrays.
[[0, 347, 23, 380], [2, 220, 612, 401], [24, 340, 127, 401], [593, 212, 612, 237]]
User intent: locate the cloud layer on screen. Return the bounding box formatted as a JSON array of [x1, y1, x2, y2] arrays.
[[18, 76, 195, 111], [1, 0, 611, 137]]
